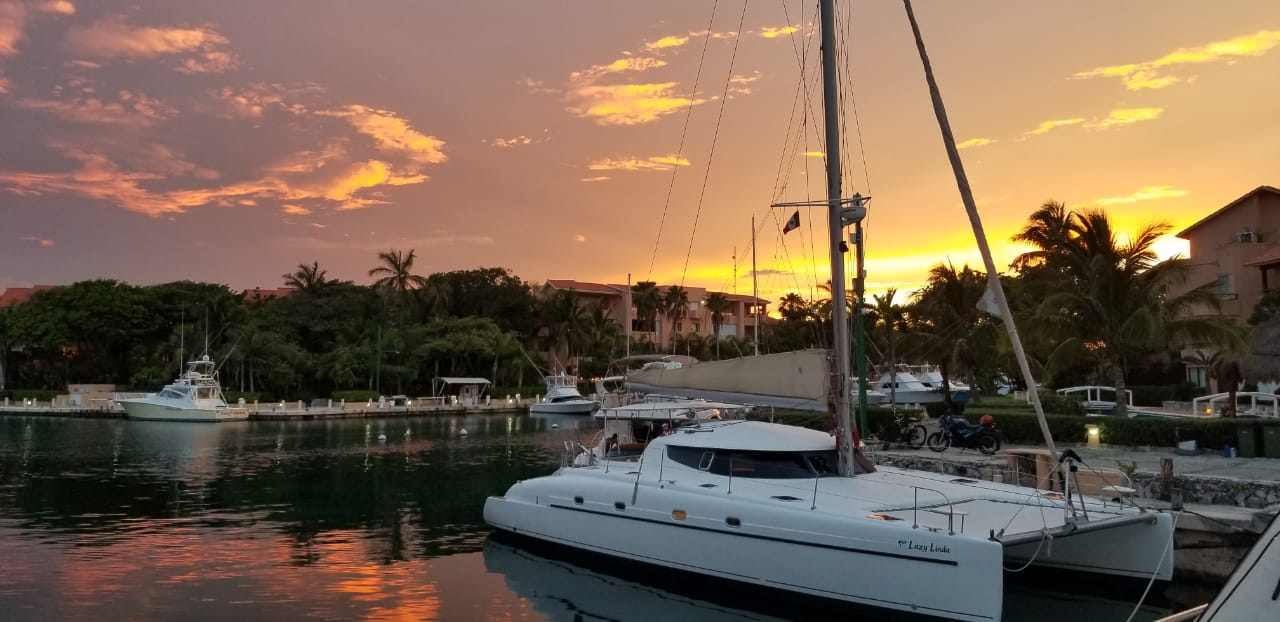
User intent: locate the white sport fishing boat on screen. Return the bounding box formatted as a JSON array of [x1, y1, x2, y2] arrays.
[[529, 373, 597, 415], [119, 356, 248, 422]]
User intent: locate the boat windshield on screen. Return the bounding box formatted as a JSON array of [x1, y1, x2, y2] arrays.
[[666, 447, 839, 479], [549, 395, 582, 403]]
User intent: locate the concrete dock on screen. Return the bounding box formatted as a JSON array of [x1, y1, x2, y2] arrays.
[[0, 400, 532, 420]]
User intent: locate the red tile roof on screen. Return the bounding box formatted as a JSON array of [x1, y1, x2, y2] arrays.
[[545, 279, 768, 305], [545, 279, 625, 295], [0, 285, 55, 308], [1244, 246, 1280, 268], [243, 287, 295, 301]]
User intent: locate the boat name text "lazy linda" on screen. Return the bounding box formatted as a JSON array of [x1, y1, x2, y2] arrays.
[[898, 539, 952, 555]]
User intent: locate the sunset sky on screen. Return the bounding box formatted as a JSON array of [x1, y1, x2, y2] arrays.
[[2, 0, 1278, 303]]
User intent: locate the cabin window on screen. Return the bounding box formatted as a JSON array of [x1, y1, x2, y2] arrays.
[[666, 446, 715, 470], [666, 447, 839, 479]]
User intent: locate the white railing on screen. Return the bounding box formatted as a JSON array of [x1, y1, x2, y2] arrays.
[[1056, 386, 1134, 408], [1191, 392, 1280, 418]]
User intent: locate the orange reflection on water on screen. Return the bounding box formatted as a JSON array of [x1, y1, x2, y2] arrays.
[[5, 518, 534, 621]]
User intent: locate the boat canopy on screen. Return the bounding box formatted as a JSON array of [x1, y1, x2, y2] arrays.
[[595, 400, 748, 421], [627, 349, 831, 412], [434, 377, 491, 385], [660, 420, 835, 452]]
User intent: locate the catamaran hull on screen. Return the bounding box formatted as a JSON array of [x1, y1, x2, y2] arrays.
[[485, 483, 1006, 621], [120, 401, 249, 422]]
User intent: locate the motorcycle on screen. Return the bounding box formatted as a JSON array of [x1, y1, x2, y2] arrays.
[[927, 413, 1001, 455], [877, 413, 928, 449]]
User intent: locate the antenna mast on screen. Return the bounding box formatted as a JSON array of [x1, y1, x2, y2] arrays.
[[752, 215, 759, 356]]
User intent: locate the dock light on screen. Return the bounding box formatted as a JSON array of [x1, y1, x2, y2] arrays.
[[1203, 407, 1213, 416], [1086, 424, 1101, 447], [406, 400, 412, 407]]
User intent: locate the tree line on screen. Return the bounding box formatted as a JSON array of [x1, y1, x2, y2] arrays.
[[0, 203, 1246, 409]]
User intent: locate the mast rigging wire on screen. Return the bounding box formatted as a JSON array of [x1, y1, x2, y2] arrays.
[[647, 0, 721, 280], [679, 0, 752, 287]]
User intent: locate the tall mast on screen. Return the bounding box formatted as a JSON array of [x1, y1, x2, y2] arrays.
[[902, 0, 1059, 462], [819, 0, 855, 476], [752, 215, 759, 356]]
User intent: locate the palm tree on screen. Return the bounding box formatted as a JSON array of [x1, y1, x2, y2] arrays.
[[1011, 201, 1073, 270], [631, 281, 662, 340], [871, 288, 904, 406], [1026, 209, 1239, 416], [663, 286, 689, 354], [705, 292, 732, 359], [368, 249, 428, 295], [586, 302, 623, 359], [282, 261, 329, 293], [540, 289, 589, 367], [912, 264, 987, 409], [778, 292, 811, 322]]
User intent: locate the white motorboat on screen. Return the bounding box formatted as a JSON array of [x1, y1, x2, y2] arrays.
[[529, 373, 597, 415], [118, 356, 248, 422], [874, 370, 947, 405], [486, 420, 1174, 621]]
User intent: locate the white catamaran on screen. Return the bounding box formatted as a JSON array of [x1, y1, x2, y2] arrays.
[[486, 2, 1176, 619]]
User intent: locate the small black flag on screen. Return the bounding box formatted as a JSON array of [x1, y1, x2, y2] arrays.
[[782, 210, 800, 234]]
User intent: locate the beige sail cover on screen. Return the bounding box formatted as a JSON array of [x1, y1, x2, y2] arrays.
[[626, 348, 831, 411]]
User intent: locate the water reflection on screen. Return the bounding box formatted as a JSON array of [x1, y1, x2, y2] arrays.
[[0, 414, 1169, 621]]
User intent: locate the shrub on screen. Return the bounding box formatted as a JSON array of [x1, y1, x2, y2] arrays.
[[0, 389, 62, 402], [332, 390, 379, 402], [1129, 383, 1207, 406]]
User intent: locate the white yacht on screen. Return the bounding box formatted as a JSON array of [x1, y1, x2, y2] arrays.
[[486, 420, 1174, 621], [118, 356, 248, 422], [874, 370, 947, 405], [529, 373, 597, 415]]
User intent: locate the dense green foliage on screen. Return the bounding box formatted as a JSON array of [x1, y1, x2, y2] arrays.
[[0, 266, 566, 400]]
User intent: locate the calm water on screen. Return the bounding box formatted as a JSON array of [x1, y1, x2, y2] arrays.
[[0, 414, 1174, 621]]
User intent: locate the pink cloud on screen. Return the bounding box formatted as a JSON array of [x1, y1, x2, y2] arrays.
[[66, 17, 237, 73], [18, 89, 176, 126]]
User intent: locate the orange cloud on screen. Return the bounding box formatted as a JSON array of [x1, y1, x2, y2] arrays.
[[0, 1, 25, 58], [1074, 30, 1280, 90], [1023, 117, 1085, 136], [35, 1, 75, 15], [758, 25, 799, 39], [587, 154, 690, 172], [1095, 185, 1189, 206], [66, 17, 237, 73], [321, 105, 446, 167], [579, 176, 610, 182], [281, 204, 311, 216], [645, 35, 688, 50], [1085, 106, 1164, 129], [17, 89, 176, 126], [957, 137, 996, 149], [569, 56, 667, 84], [569, 82, 704, 126]]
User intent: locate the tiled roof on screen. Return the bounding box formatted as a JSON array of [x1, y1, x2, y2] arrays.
[[0, 285, 55, 308], [243, 287, 295, 301], [545, 279, 768, 305], [1245, 246, 1280, 268], [545, 279, 624, 295]]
